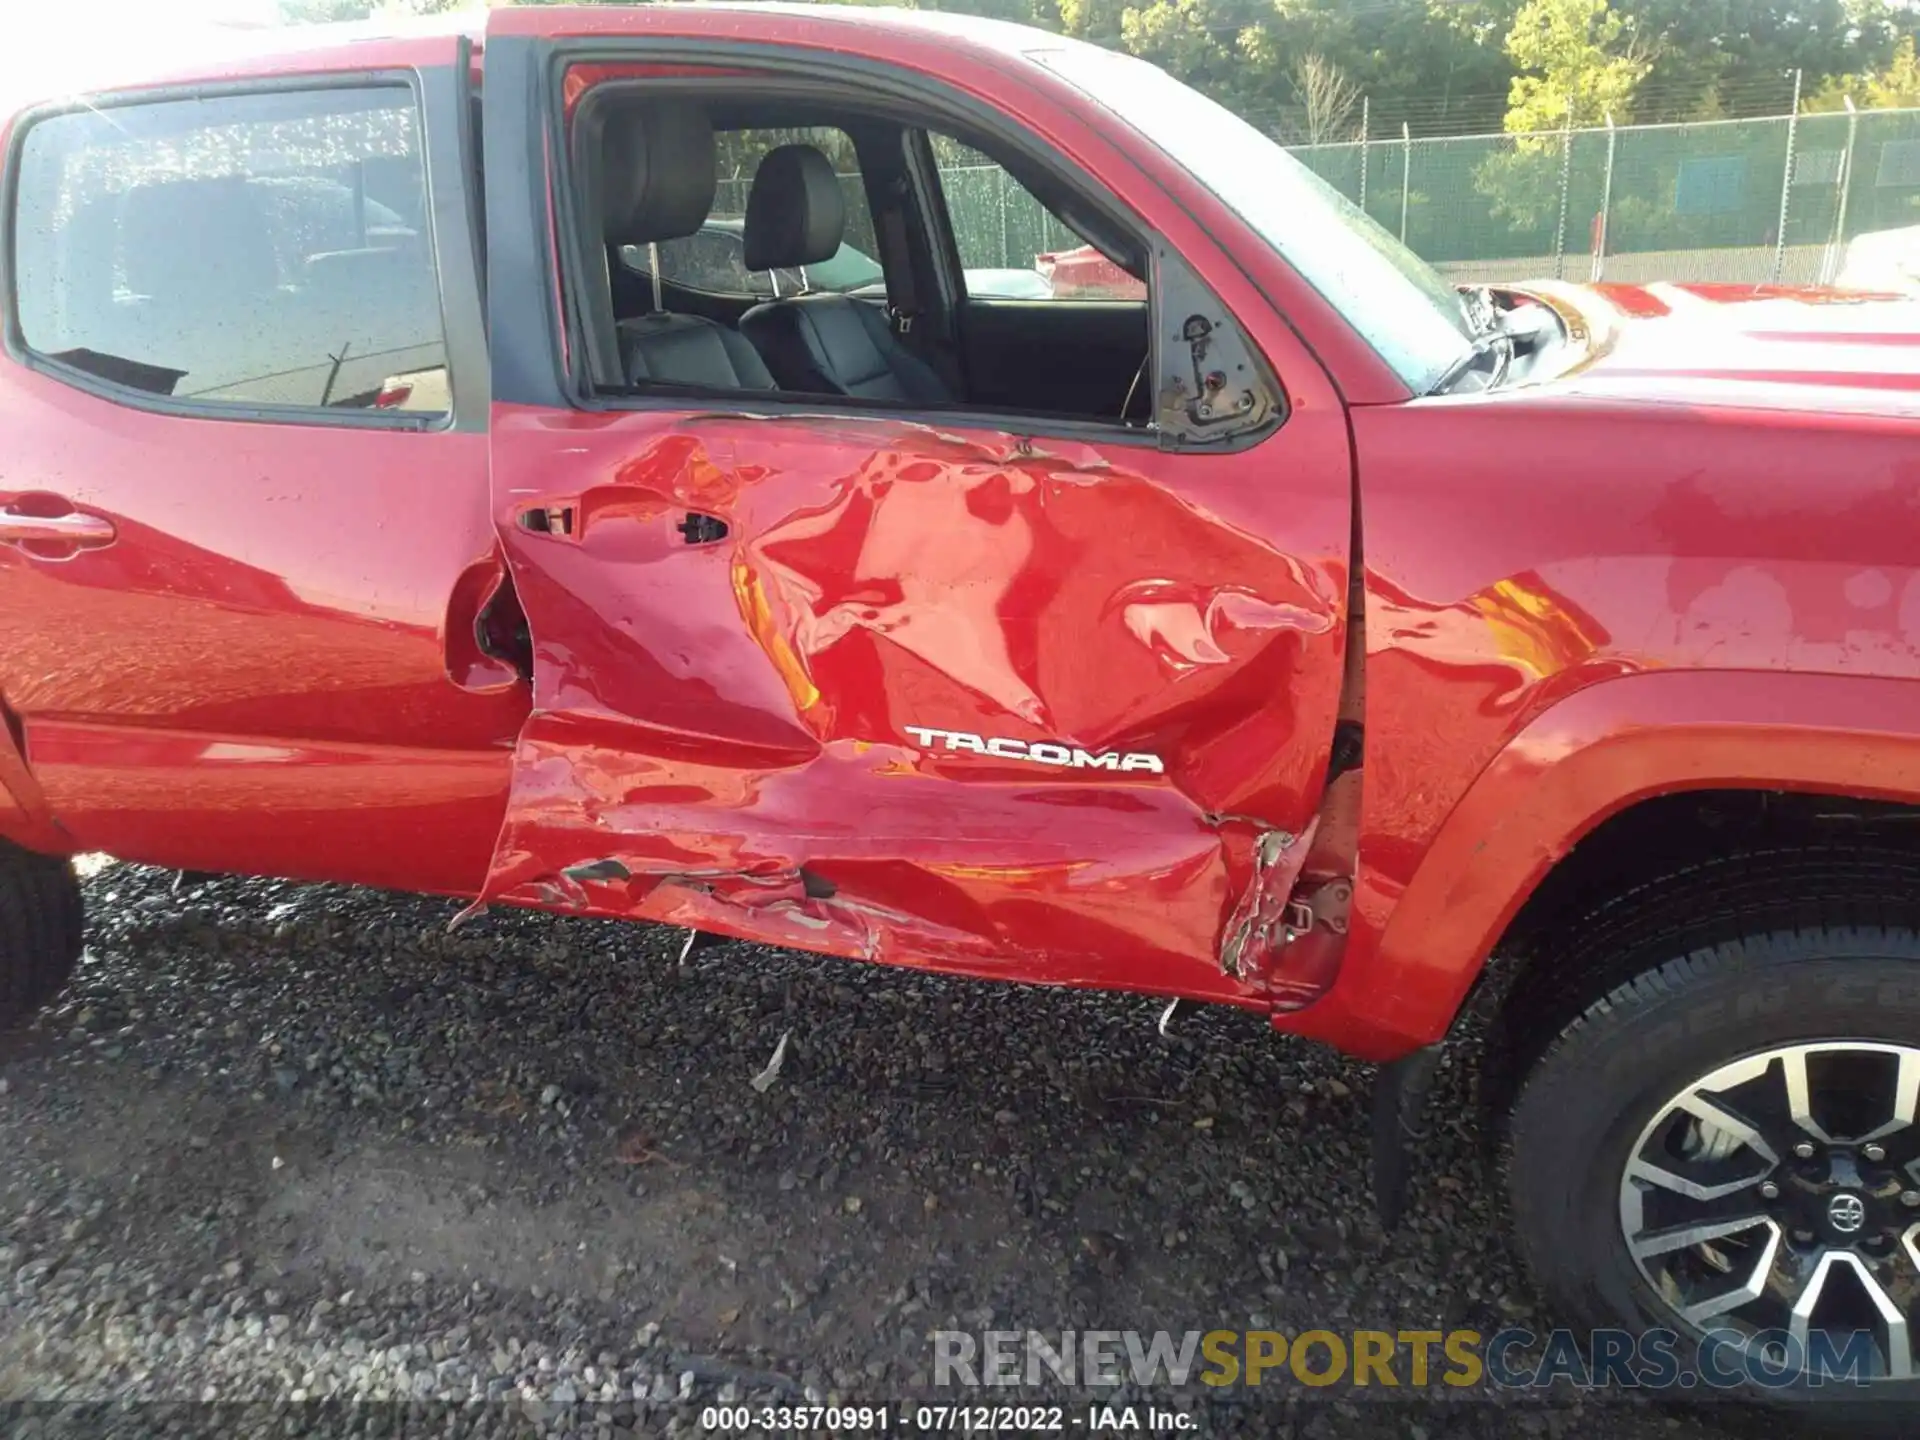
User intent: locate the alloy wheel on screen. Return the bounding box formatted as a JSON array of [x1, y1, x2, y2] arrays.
[[1619, 1041, 1920, 1381]]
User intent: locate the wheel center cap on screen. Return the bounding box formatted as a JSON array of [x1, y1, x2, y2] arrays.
[[1827, 1191, 1868, 1235]]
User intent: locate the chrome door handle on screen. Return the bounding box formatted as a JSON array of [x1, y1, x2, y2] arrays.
[[0, 504, 117, 550]]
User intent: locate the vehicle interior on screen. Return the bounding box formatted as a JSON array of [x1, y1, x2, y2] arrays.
[[566, 84, 1158, 427]]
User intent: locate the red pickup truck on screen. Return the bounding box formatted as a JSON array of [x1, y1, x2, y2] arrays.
[[3, 5, 1918, 1404]]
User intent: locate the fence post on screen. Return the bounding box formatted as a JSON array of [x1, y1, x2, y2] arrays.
[[1592, 113, 1616, 281], [1358, 96, 1370, 211], [1552, 96, 1573, 280], [1399, 122, 1412, 243], [997, 168, 1010, 270], [1822, 97, 1859, 284], [1771, 68, 1802, 284]]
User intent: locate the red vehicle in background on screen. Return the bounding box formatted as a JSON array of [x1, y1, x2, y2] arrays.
[[1038, 242, 1147, 300], [3, 5, 1920, 1406]]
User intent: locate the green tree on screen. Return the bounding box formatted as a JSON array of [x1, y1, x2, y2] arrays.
[[1618, 0, 1907, 121], [1473, 0, 1644, 240], [1858, 33, 1920, 107], [1804, 33, 1920, 111], [279, 0, 1523, 140], [1090, 0, 1527, 137], [280, 0, 1910, 140], [1233, 0, 1520, 136], [1503, 0, 1649, 132], [1051, 0, 1125, 36]]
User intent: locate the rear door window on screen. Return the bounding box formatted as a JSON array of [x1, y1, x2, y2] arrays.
[[11, 85, 447, 415]]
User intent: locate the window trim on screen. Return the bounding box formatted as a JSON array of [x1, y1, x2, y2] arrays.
[[0, 67, 478, 433], [430, 42, 491, 436], [520, 40, 1281, 452]]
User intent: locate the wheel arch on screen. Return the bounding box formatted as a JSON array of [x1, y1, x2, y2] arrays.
[[1277, 669, 1920, 1061]]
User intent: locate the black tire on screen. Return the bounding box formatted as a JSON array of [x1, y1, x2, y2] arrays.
[[0, 838, 83, 1033], [1507, 927, 1920, 1415]]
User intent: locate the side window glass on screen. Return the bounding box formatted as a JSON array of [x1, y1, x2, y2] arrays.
[[663, 229, 761, 294], [623, 230, 773, 297], [621, 126, 883, 299], [12, 86, 446, 415], [932, 138, 1148, 303]]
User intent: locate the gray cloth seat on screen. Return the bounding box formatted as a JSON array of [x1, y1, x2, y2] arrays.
[[588, 104, 775, 392], [737, 145, 951, 403]]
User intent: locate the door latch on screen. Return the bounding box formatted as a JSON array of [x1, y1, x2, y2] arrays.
[[677, 512, 729, 545], [520, 505, 574, 536]]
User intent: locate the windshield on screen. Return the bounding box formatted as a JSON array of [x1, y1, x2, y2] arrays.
[[1030, 45, 1475, 394]]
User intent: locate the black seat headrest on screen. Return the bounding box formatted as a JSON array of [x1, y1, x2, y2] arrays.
[[601, 104, 717, 245], [743, 144, 845, 273]]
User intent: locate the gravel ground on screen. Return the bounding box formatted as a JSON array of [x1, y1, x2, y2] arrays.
[[0, 863, 1772, 1438]]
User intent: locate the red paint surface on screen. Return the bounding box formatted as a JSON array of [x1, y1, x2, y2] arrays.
[[1297, 282, 1920, 1057], [3, 10, 1920, 1060], [0, 30, 523, 893], [0, 360, 526, 889], [477, 14, 1359, 1006], [1291, 672, 1920, 1059], [483, 402, 1352, 1005]]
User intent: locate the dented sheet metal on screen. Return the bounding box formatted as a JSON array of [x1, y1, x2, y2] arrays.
[[482, 406, 1352, 1005]]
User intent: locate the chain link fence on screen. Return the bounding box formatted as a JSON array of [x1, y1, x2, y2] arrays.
[[715, 167, 1089, 272], [1292, 106, 1920, 285], [708, 106, 1920, 288]]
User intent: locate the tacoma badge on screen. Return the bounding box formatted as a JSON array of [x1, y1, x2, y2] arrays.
[[904, 727, 1166, 774]]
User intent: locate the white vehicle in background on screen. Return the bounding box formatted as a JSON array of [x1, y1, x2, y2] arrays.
[[1835, 224, 1920, 295]]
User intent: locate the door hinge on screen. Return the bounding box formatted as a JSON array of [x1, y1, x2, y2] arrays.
[[1284, 877, 1353, 942]]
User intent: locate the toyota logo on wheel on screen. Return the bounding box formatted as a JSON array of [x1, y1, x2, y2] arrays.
[[1827, 1193, 1867, 1234]]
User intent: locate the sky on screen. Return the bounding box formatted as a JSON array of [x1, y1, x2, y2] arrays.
[[0, 0, 311, 103], [0, 0, 284, 30]]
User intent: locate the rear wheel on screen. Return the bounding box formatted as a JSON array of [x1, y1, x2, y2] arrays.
[[0, 839, 83, 1033], [1507, 926, 1920, 1405]]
